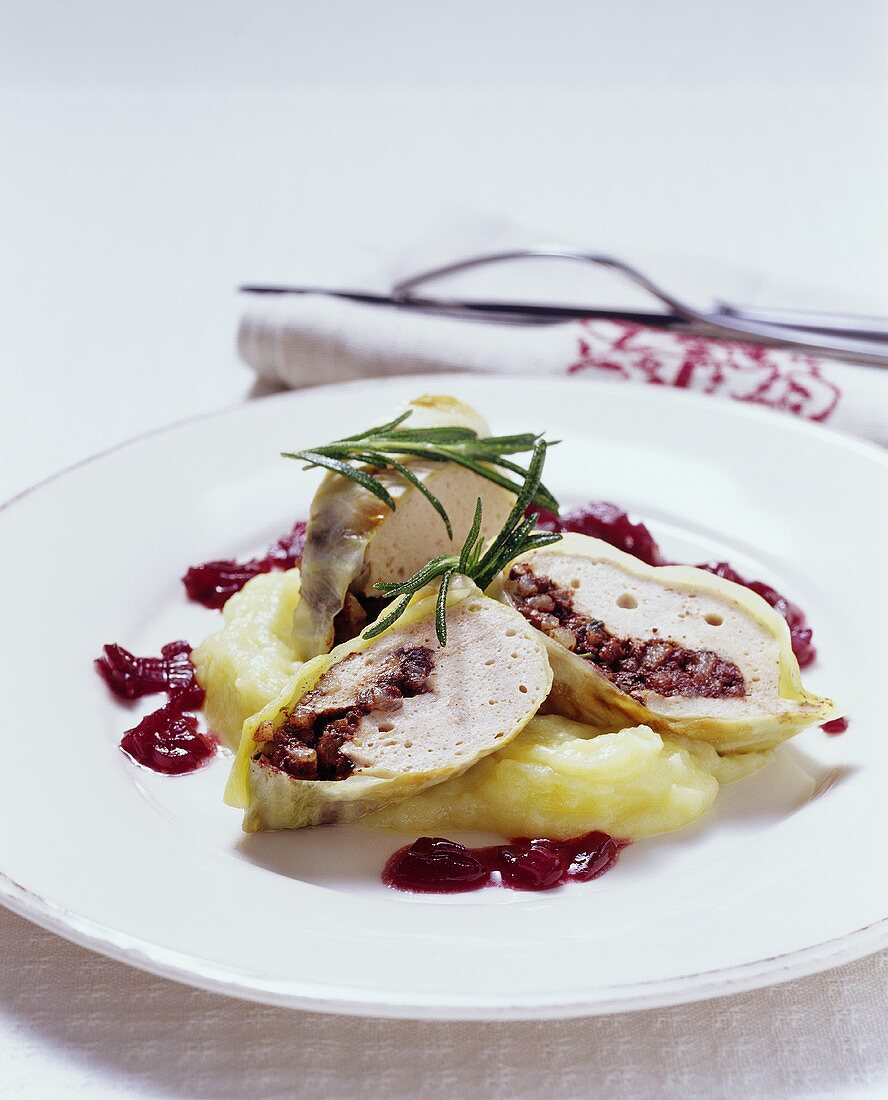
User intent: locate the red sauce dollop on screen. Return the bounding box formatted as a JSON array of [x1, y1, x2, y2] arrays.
[[820, 716, 849, 735], [536, 502, 662, 565], [535, 502, 817, 668], [383, 832, 627, 894], [95, 640, 204, 708], [96, 640, 213, 774], [183, 521, 307, 609], [120, 702, 216, 774]]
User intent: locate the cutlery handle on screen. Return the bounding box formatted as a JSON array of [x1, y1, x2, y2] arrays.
[[715, 303, 888, 342]]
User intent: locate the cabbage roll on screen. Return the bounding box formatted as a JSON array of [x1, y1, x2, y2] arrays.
[[226, 576, 552, 831], [492, 533, 838, 752]]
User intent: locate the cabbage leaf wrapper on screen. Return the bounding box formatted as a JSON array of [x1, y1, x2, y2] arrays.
[[226, 575, 552, 832]]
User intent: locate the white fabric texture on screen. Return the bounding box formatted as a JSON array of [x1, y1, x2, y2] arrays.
[[239, 295, 888, 446], [3, 904, 888, 1099]]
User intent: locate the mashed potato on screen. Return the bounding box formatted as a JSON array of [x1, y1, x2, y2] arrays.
[[364, 715, 772, 840], [192, 568, 303, 748]]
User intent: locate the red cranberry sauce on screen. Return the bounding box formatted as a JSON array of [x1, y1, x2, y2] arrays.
[[820, 716, 849, 735], [534, 502, 817, 668], [535, 501, 662, 566], [120, 702, 215, 775], [264, 522, 309, 569], [182, 558, 271, 610], [383, 832, 628, 894], [183, 521, 307, 609], [95, 640, 204, 708], [96, 639, 213, 774]]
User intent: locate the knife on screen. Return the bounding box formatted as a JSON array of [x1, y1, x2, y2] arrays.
[[240, 248, 888, 368]]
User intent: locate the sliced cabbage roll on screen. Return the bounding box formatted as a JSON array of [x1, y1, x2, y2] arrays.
[[291, 395, 514, 660], [191, 567, 303, 749], [226, 575, 552, 832], [491, 533, 838, 752]]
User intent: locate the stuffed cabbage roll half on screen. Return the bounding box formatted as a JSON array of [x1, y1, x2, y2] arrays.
[[291, 394, 515, 660], [226, 575, 552, 832], [491, 533, 838, 752]]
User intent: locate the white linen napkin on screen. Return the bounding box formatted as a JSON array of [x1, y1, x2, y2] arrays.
[[239, 292, 888, 446]]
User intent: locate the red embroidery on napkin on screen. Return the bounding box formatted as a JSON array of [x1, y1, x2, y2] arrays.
[[568, 321, 841, 422]]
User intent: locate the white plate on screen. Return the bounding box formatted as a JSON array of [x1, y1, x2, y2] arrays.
[[1, 375, 886, 1020]]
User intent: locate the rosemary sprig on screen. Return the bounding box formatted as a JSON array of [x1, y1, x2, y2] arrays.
[[282, 411, 559, 538], [363, 440, 562, 646]]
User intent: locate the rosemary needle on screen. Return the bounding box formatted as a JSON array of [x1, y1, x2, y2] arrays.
[[282, 411, 559, 538], [364, 439, 562, 646]]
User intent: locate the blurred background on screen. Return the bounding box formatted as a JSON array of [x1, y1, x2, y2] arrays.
[[2, 1, 887, 497]]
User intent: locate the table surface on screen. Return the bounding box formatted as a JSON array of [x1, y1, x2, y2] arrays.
[[2, 2, 887, 1096]]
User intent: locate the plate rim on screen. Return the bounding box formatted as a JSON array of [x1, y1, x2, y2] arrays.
[[3, 867, 886, 1019], [4, 374, 887, 519], [2, 373, 887, 1019]]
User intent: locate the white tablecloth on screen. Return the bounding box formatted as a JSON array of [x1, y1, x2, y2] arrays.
[[3, 905, 887, 1099], [2, 2, 887, 1095]]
